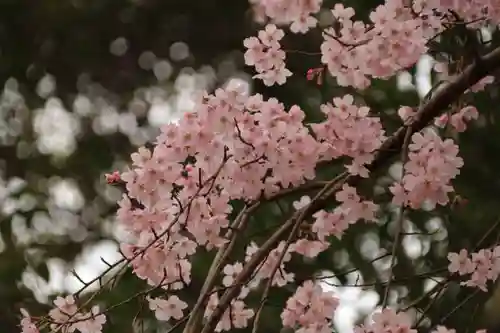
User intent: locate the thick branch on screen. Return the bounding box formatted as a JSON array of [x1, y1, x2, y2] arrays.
[[200, 45, 500, 333], [369, 48, 500, 173]]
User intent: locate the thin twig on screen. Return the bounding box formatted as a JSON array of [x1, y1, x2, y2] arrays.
[[317, 252, 391, 280], [251, 210, 303, 333], [412, 281, 449, 327], [382, 125, 413, 307], [438, 289, 480, 324], [322, 267, 447, 288]]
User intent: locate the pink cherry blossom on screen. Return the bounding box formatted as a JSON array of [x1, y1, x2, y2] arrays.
[[281, 280, 339, 332], [222, 262, 244, 287], [48, 295, 78, 332], [258, 24, 284, 47], [148, 295, 188, 321], [244, 25, 292, 86], [390, 129, 463, 209], [20, 309, 39, 333], [448, 246, 500, 291], [73, 306, 106, 333]]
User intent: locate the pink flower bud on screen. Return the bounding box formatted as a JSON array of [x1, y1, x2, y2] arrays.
[[105, 171, 121, 184]]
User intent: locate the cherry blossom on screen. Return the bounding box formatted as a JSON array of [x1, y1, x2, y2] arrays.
[[48, 295, 78, 333], [281, 280, 338, 332], [244, 24, 292, 86], [73, 306, 106, 333], [448, 246, 500, 291], [20, 309, 39, 333], [222, 262, 244, 287], [448, 249, 473, 275], [147, 295, 188, 321], [389, 129, 463, 209]]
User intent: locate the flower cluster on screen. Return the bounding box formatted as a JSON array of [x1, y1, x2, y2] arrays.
[[310, 94, 386, 178], [390, 130, 463, 209], [320, 2, 432, 89], [440, 0, 500, 27], [47, 296, 106, 333], [120, 232, 195, 289], [249, 0, 322, 33], [448, 246, 500, 291], [111, 82, 388, 330], [281, 280, 339, 333], [244, 24, 292, 86], [311, 184, 378, 244], [317, 0, 499, 90]]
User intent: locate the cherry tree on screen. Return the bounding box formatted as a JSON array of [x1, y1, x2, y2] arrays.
[[20, 0, 500, 333]]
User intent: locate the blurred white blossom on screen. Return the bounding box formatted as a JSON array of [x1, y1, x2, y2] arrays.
[[33, 98, 80, 156]]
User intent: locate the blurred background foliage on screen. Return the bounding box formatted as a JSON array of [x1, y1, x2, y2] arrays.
[[1, 0, 500, 333]]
